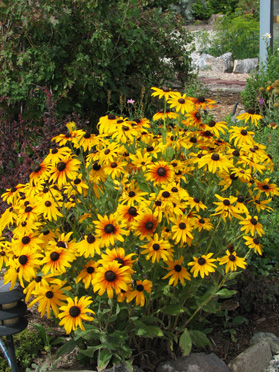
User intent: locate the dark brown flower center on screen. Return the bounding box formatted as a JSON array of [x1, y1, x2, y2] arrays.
[[179, 222, 186, 230], [198, 257, 206, 265], [155, 201, 162, 206], [69, 306, 81, 317], [57, 162, 66, 171], [157, 167, 166, 177], [162, 191, 170, 198], [198, 96, 206, 102], [51, 148, 58, 154], [208, 120, 216, 127], [104, 149, 110, 155], [190, 137, 197, 143], [50, 252, 60, 261], [195, 112, 201, 119], [250, 218, 257, 225], [84, 132, 91, 139], [114, 257, 124, 266], [46, 291, 54, 299], [253, 237, 259, 244], [105, 270, 116, 282], [87, 266, 95, 274], [223, 199, 230, 206], [136, 284, 144, 291], [128, 191, 135, 197], [19, 255, 28, 265], [0, 251, 5, 256], [122, 125, 129, 131], [199, 218, 205, 224], [229, 255, 236, 261], [45, 201, 51, 207], [174, 264, 182, 272], [25, 206, 33, 213], [262, 185, 270, 190], [111, 162, 117, 168], [194, 197, 200, 203], [128, 207, 137, 216], [34, 165, 41, 173], [232, 150, 240, 156], [57, 241, 66, 248], [147, 146, 154, 152], [247, 108, 255, 114], [22, 236, 30, 244], [211, 153, 219, 161], [87, 234, 96, 244], [237, 195, 245, 203], [93, 163, 101, 171], [241, 129, 247, 136], [145, 221, 154, 230], [74, 178, 81, 185], [35, 276, 42, 283], [153, 243, 160, 251], [104, 224, 115, 234], [178, 98, 185, 104], [108, 114, 116, 120]]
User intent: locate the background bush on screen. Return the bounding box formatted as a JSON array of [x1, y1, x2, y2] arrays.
[[0, 0, 193, 126]]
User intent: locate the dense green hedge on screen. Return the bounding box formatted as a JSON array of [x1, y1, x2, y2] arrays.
[[0, 0, 193, 124]]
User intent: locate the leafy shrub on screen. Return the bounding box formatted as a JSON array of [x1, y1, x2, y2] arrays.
[[0, 0, 193, 124], [201, 8, 259, 59], [241, 42, 279, 111], [1, 86, 278, 370], [0, 329, 43, 372]]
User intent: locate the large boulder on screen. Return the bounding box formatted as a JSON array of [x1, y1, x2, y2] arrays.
[[250, 332, 279, 355], [233, 58, 258, 73], [228, 340, 272, 372], [191, 52, 233, 73], [156, 353, 230, 372]]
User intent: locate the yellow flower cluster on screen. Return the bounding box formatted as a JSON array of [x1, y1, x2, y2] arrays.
[[0, 87, 277, 334]]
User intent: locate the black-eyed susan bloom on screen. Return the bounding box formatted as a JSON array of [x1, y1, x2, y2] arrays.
[[49, 156, 81, 189], [229, 126, 255, 147], [153, 109, 179, 121], [162, 256, 191, 286], [132, 209, 158, 240], [100, 247, 136, 273], [126, 280, 152, 307], [41, 247, 76, 274], [212, 194, 242, 221], [189, 96, 216, 110], [243, 236, 263, 255], [197, 152, 233, 173], [239, 215, 265, 237], [188, 253, 217, 278], [140, 233, 173, 263], [92, 261, 131, 298], [254, 178, 279, 197], [76, 234, 101, 258], [170, 216, 194, 245], [168, 93, 194, 115], [145, 161, 174, 185], [151, 86, 178, 100], [236, 109, 263, 127], [94, 213, 128, 247], [28, 280, 71, 318], [58, 296, 95, 334], [75, 260, 100, 289], [218, 250, 247, 273]]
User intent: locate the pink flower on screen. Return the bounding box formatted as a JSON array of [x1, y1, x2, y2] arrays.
[[127, 99, 135, 105]]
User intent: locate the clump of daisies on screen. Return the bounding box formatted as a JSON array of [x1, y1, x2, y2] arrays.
[[0, 87, 278, 369]]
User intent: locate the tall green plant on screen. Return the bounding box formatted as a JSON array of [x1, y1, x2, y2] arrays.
[[0, 0, 193, 124]]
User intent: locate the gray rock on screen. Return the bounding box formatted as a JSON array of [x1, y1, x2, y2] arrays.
[[208, 14, 224, 25], [233, 58, 258, 73], [191, 52, 233, 73], [156, 353, 230, 372], [228, 340, 272, 372], [251, 332, 279, 355], [104, 364, 144, 372]]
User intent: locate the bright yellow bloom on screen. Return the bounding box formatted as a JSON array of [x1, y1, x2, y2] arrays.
[[218, 250, 247, 273], [188, 253, 217, 278], [162, 256, 191, 286]]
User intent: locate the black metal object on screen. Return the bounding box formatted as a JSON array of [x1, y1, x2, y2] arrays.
[[0, 280, 28, 372]]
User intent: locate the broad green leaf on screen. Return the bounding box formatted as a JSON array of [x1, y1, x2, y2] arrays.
[[80, 345, 102, 357], [97, 348, 112, 371], [56, 339, 77, 358], [216, 288, 238, 298], [161, 304, 185, 315], [179, 329, 192, 357], [189, 330, 211, 347]]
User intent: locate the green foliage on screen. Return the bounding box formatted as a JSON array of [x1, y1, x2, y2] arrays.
[[201, 8, 259, 59], [242, 45, 279, 112], [0, 329, 43, 371], [0, 0, 193, 124]]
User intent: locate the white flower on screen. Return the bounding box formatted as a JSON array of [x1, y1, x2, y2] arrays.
[[263, 33, 272, 39]]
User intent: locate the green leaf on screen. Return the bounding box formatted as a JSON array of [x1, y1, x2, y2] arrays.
[[97, 348, 112, 371], [161, 304, 185, 315], [56, 339, 77, 358], [179, 329, 192, 357], [189, 330, 211, 348], [216, 288, 238, 298], [232, 316, 248, 326], [80, 345, 102, 357]]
